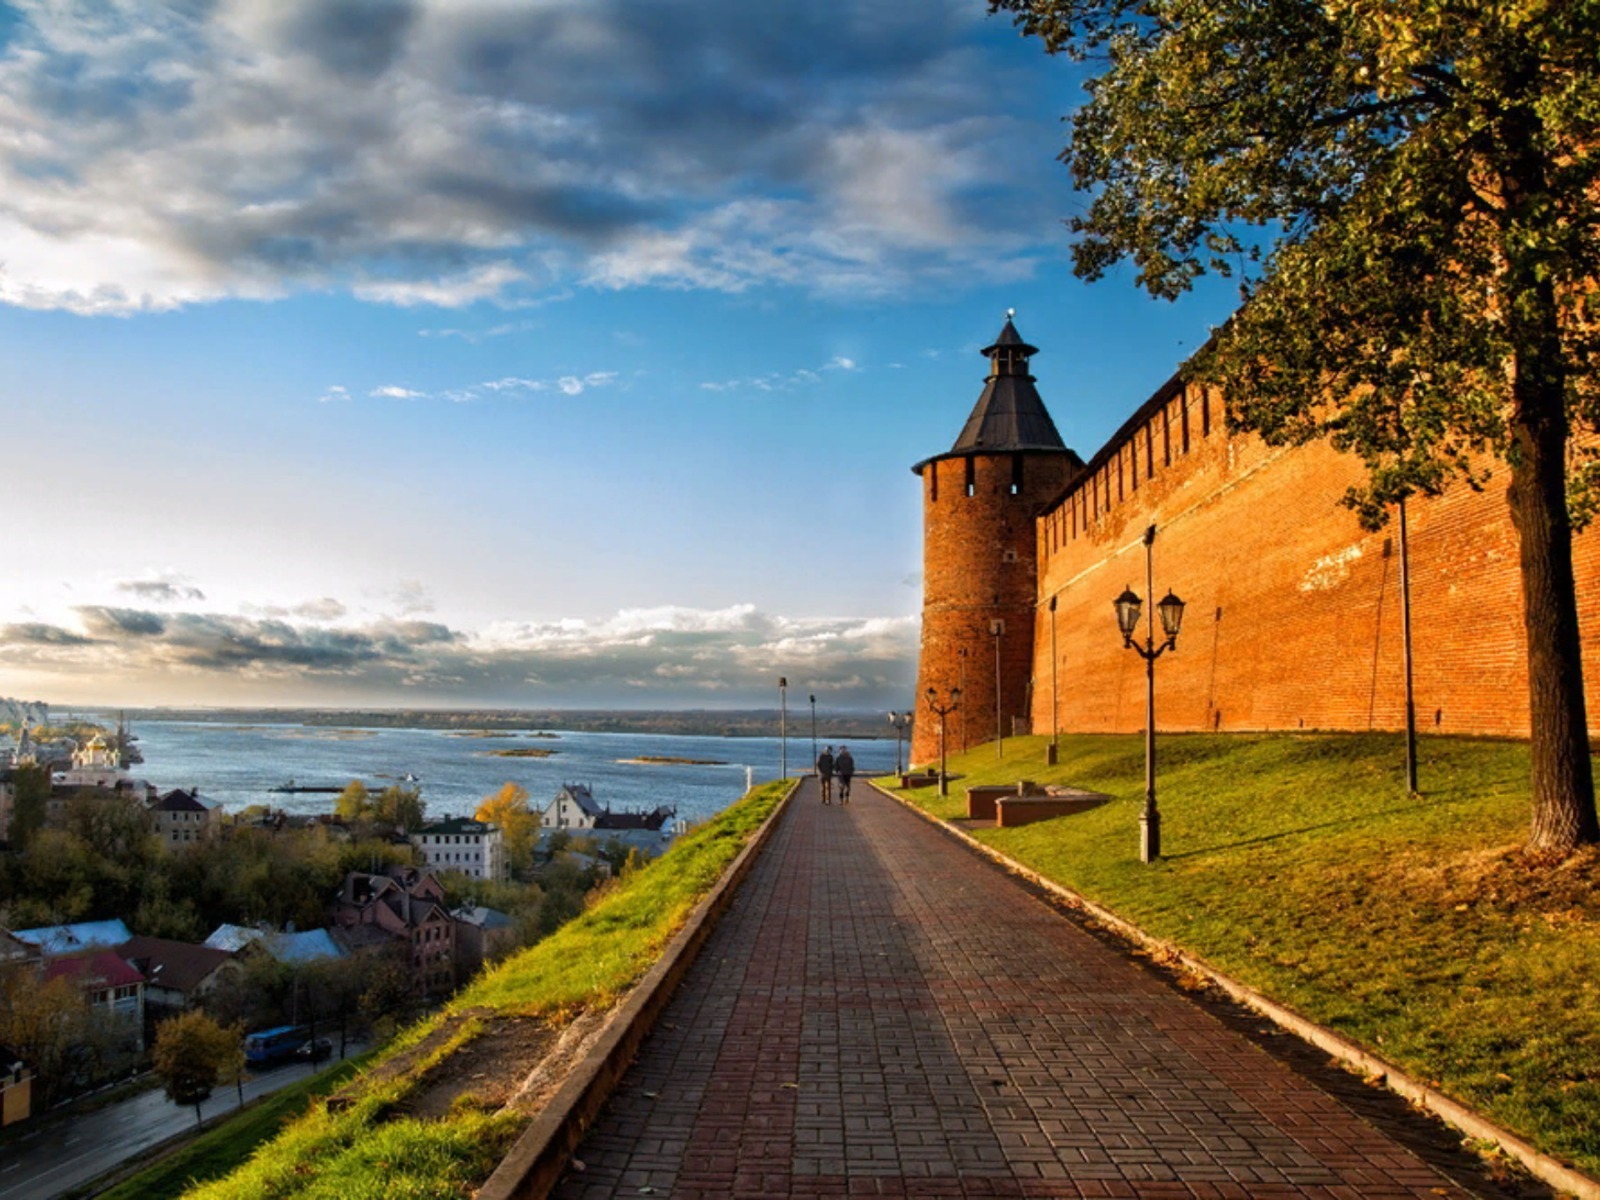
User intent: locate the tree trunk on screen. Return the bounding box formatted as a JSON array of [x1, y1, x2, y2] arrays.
[[1507, 278, 1600, 856]]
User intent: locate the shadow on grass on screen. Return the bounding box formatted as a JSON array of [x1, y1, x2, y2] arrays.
[[1166, 793, 1451, 860]]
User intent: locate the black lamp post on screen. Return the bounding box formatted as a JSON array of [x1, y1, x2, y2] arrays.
[[887, 711, 911, 775], [924, 687, 961, 796], [1114, 524, 1186, 863], [1048, 595, 1059, 766], [957, 647, 969, 752], [991, 618, 1005, 760], [779, 677, 789, 779], [809, 694, 818, 772], [1398, 497, 1419, 795]]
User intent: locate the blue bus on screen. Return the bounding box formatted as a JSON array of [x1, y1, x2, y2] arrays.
[[244, 1024, 308, 1066]]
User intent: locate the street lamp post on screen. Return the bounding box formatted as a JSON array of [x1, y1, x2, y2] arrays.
[[957, 647, 968, 752], [1398, 497, 1419, 795], [924, 687, 961, 796], [809, 694, 818, 773], [779, 677, 788, 779], [1048, 595, 1059, 767], [991, 619, 1005, 760], [1114, 524, 1186, 863], [887, 711, 911, 775]]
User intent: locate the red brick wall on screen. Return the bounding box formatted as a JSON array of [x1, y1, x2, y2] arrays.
[[1028, 383, 1600, 738], [912, 451, 1077, 765]]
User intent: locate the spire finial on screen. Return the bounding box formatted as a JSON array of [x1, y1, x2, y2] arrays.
[[1006, 307, 1016, 321]]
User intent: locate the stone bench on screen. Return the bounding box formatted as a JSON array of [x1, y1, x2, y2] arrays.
[[995, 788, 1111, 828], [966, 781, 1041, 821]]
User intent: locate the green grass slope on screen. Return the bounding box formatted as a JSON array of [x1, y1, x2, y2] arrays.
[[179, 780, 791, 1199], [895, 732, 1599, 1179]]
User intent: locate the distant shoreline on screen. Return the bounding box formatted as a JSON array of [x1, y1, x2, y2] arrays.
[[618, 755, 728, 766], [101, 707, 902, 741]]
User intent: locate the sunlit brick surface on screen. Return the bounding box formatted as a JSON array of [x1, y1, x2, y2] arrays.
[[553, 783, 1515, 1198]]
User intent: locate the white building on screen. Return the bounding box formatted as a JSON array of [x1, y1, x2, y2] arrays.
[[411, 817, 506, 882], [539, 783, 604, 830], [51, 734, 156, 801]]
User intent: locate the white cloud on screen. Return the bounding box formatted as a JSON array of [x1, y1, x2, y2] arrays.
[[0, 0, 1061, 314], [371, 385, 426, 399], [0, 600, 918, 705]]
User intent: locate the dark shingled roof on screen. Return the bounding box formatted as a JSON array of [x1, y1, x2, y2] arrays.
[[117, 935, 234, 996], [950, 318, 1066, 454], [913, 318, 1076, 476]]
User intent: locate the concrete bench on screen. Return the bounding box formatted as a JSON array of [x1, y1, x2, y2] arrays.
[[899, 772, 941, 789], [995, 788, 1111, 828], [966, 781, 1041, 821]]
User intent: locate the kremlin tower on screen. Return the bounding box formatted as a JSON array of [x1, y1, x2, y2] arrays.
[[910, 317, 1081, 767]]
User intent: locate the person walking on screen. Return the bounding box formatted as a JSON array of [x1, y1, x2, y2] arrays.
[[835, 745, 855, 804], [816, 745, 835, 805]]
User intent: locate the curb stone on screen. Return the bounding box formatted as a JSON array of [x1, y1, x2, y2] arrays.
[[870, 778, 1600, 1200], [477, 778, 800, 1200]]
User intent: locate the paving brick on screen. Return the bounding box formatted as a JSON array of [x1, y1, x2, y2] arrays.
[[550, 781, 1531, 1198]]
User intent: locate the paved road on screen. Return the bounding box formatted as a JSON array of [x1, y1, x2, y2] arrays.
[[555, 778, 1545, 1199], [0, 1044, 364, 1200]]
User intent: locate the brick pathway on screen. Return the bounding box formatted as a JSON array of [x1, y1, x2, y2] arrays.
[[553, 779, 1529, 1199]]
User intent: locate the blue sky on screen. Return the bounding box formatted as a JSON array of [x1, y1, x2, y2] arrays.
[[0, 0, 1238, 710]]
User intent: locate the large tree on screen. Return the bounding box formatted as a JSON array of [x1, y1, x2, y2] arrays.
[[151, 1009, 241, 1128], [993, 0, 1600, 855], [475, 782, 537, 875]]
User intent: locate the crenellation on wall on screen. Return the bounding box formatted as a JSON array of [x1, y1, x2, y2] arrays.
[[918, 320, 1598, 761], [1029, 414, 1600, 740]]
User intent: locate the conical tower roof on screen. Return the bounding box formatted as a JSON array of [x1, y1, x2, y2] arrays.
[[948, 317, 1066, 454]]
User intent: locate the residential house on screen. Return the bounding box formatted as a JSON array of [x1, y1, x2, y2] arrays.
[[538, 783, 674, 835], [11, 919, 134, 959], [330, 868, 455, 997], [116, 936, 241, 1018], [449, 906, 518, 982], [412, 816, 506, 882], [149, 788, 216, 850], [203, 924, 344, 966], [1, 1057, 30, 1127], [43, 950, 146, 1053], [0, 928, 37, 970]]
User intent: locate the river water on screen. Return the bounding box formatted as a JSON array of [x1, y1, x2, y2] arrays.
[[120, 720, 900, 826]]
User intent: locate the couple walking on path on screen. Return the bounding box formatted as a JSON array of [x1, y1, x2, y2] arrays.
[[815, 744, 853, 804]]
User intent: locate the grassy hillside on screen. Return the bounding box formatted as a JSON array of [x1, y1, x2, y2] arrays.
[[894, 732, 1600, 1178], [178, 779, 791, 1199]]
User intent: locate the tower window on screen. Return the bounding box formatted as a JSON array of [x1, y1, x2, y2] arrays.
[[965, 457, 976, 497]]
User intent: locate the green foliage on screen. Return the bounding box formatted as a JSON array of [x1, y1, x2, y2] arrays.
[[152, 1011, 242, 1117], [995, 0, 1600, 852], [0, 966, 105, 1108], [7, 762, 49, 851], [897, 733, 1600, 1176], [473, 782, 536, 873], [991, 0, 1600, 516], [334, 781, 425, 834], [333, 782, 369, 823], [97, 1057, 370, 1200]]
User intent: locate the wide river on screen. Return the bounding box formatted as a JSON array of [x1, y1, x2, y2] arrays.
[[121, 720, 900, 827]]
